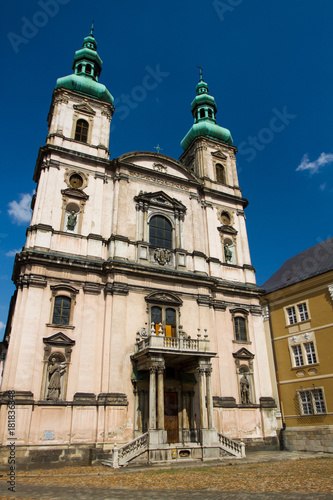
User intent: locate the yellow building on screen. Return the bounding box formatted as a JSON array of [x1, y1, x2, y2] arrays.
[[262, 238, 333, 452]]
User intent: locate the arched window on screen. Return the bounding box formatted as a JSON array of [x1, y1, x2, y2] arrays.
[[216, 163, 226, 184], [75, 119, 89, 143], [208, 109, 212, 118], [77, 64, 82, 73], [85, 64, 92, 74], [150, 305, 176, 337], [165, 308, 176, 337], [149, 215, 172, 249], [234, 317, 247, 342], [52, 296, 71, 325], [200, 108, 205, 118]]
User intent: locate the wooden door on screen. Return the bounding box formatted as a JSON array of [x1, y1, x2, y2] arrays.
[[164, 392, 178, 443]]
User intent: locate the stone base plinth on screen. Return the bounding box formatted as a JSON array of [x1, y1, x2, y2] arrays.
[[200, 428, 219, 445], [283, 425, 333, 453], [148, 429, 167, 445]]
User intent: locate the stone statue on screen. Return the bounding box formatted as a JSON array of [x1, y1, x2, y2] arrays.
[[224, 242, 232, 263], [240, 374, 250, 404], [67, 211, 77, 231], [47, 357, 66, 401]]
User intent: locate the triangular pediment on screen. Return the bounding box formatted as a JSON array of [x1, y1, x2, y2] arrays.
[[233, 348, 254, 359], [212, 150, 228, 161], [73, 103, 96, 116], [43, 332, 75, 346], [134, 191, 186, 212]]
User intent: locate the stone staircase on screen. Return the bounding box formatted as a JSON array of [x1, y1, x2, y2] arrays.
[[102, 431, 245, 468], [218, 433, 245, 458], [102, 432, 149, 468]]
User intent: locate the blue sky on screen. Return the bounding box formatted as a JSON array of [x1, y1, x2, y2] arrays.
[[1, 0, 333, 336]]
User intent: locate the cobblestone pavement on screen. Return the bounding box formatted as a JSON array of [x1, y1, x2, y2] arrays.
[[0, 451, 331, 500]]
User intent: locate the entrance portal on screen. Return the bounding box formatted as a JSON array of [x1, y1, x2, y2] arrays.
[[164, 392, 178, 443]]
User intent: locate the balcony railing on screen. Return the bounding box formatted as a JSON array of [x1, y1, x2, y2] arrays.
[[134, 324, 211, 354]]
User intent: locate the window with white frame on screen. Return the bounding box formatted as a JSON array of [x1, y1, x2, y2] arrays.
[[304, 341, 317, 364], [289, 333, 318, 368], [285, 301, 310, 325], [298, 302, 309, 321], [291, 344, 303, 367], [286, 306, 297, 325], [298, 388, 326, 415]]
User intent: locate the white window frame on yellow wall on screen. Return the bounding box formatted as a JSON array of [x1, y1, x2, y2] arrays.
[[288, 332, 318, 368], [284, 300, 310, 326], [297, 387, 326, 415]]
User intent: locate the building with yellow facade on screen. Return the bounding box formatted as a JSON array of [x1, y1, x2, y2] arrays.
[[262, 238, 333, 452]]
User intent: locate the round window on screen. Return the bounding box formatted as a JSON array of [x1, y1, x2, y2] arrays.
[[69, 174, 83, 189], [221, 211, 231, 225]]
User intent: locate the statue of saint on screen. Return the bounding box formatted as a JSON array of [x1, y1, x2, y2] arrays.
[[224, 242, 232, 263], [67, 211, 77, 231], [240, 374, 250, 404], [46, 357, 66, 401]]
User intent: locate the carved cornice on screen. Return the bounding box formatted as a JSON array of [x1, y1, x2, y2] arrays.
[[17, 274, 47, 289]]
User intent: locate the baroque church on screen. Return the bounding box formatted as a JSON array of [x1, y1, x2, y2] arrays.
[[0, 29, 278, 466]]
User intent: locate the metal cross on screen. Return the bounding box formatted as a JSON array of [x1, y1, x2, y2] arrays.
[[154, 144, 163, 154], [197, 65, 203, 80], [90, 20, 95, 36]]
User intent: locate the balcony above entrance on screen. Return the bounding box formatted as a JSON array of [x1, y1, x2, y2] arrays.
[[132, 324, 216, 371]]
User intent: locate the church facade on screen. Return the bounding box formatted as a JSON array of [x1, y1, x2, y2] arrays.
[[0, 30, 278, 466]]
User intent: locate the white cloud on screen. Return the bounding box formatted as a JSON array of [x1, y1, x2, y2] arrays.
[[296, 152, 333, 174], [0, 322, 5, 330], [5, 249, 21, 257], [320, 182, 327, 191], [8, 193, 33, 225]]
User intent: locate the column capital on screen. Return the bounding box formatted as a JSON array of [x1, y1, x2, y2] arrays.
[[157, 362, 165, 374], [205, 366, 213, 376]]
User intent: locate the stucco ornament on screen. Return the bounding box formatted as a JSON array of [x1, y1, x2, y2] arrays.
[[138, 327, 148, 338], [154, 248, 171, 265]]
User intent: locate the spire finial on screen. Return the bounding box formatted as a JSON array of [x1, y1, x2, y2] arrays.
[[197, 65, 203, 81], [90, 20, 95, 36]]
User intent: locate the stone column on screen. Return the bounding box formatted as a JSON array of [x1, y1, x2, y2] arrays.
[[197, 366, 207, 429], [175, 212, 180, 248], [149, 366, 157, 430], [138, 390, 144, 433], [182, 392, 189, 429], [144, 390, 149, 432], [143, 203, 148, 241], [157, 364, 165, 430], [133, 383, 138, 434], [206, 366, 214, 429], [190, 391, 195, 430]]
